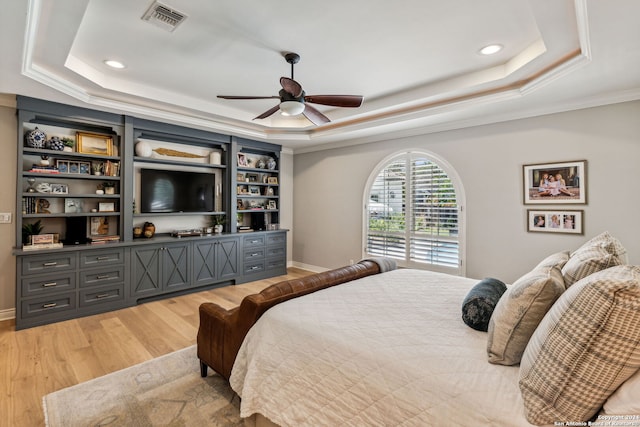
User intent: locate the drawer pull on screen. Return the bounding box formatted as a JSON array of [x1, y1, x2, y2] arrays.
[[250, 266, 261, 270], [43, 303, 57, 309], [43, 262, 58, 267], [250, 252, 260, 257], [96, 275, 110, 279], [96, 256, 110, 261], [42, 282, 58, 287], [249, 240, 260, 244], [96, 294, 110, 299]]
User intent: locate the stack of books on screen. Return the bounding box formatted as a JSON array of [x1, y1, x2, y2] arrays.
[[238, 226, 253, 233], [89, 235, 120, 244], [29, 165, 59, 174]]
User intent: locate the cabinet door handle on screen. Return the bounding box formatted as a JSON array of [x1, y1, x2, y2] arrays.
[[43, 262, 58, 267], [96, 275, 110, 279], [43, 303, 57, 309], [42, 282, 57, 287]]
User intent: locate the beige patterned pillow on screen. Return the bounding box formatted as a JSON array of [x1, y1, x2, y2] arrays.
[[561, 245, 621, 287], [572, 231, 628, 264], [534, 250, 569, 270], [486, 263, 565, 365], [519, 265, 640, 424]]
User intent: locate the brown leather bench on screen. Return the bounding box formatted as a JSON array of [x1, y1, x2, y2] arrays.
[[197, 260, 383, 381]]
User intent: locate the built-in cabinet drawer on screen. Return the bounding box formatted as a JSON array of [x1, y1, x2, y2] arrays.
[[21, 273, 76, 297], [79, 284, 124, 308], [79, 266, 125, 288], [80, 249, 125, 268], [21, 253, 76, 275], [21, 292, 77, 319]]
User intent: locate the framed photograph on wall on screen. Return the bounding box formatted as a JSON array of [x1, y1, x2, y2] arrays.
[[523, 160, 586, 204], [527, 209, 583, 234]]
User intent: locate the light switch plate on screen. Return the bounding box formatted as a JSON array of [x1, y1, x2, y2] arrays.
[[0, 213, 12, 223]]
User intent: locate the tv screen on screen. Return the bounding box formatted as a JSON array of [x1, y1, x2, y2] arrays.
[[140, 168, 215, 213]]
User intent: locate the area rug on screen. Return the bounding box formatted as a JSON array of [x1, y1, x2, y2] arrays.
[[43, 345, 242, 426]]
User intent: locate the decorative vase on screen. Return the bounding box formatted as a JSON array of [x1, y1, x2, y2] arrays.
[[26, 127, 47, 149], [267, 157, 277, 170], [143, 222, 155, 238], [46, 137, 64, 151], [209, 152, 221, 165], [214, 224, 223, 234], [135, 141, 152, 157], [105, 187, 115, 195]]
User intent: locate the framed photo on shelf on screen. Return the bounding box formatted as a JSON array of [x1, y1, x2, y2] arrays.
[[246, 173, 259, 182], [55, 160, 69, 173], [267, 177, 278, 185], [523, 160, 586, 204], [90, 216, 109, 235], [237, 173, 245, 182], [237, 153, 248, 167], [77, 132, 113, 156], [64, 198, 82, 213], [248, 186, 260, 195], [50, 184, 68, 194], [237, 199, 245, 209], [79, 161, 91, 175], [98, 202, 115, 212], [267, 200, 277, 210], [527, 209, 583, 234]]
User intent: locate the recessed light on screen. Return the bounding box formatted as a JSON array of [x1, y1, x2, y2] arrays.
[[479, 44, 503, 55], [103, 60, 126, 69]]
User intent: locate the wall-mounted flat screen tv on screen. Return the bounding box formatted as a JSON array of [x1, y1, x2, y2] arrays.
[[140, 168, 215, 213]]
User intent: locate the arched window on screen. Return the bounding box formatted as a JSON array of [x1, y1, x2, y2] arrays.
[[364, 151, 465, 275]]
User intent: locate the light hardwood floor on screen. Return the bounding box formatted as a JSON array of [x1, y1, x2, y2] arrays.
[[0, 267, 313, 427]]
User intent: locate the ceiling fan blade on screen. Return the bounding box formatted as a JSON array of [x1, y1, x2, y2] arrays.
[[302, 104, 330, 126], [218, 95, 279, 100], [253, 104, 281, 120], [280, 77, 303, 98], [304, 94, 363, 108]]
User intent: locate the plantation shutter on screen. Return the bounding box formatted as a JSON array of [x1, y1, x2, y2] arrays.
[[366, 153, 461, 274]]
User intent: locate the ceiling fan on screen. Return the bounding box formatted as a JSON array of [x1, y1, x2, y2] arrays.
[[217, 52, 363, 126]]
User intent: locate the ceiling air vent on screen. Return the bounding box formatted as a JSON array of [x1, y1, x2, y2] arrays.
[[141, 1, 187, 32]]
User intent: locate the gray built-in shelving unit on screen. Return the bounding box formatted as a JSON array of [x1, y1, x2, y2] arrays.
[[13, 96, 287, 329]]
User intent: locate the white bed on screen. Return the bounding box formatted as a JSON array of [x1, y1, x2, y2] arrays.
[[230, 268, 541, 427]]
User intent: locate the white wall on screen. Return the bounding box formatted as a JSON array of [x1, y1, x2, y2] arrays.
[[292, 101, 640, 283]]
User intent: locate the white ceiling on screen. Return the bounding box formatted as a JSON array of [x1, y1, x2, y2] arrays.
[[1, 0, 639, 152]]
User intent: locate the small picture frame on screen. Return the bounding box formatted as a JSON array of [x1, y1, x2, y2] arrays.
[[267, 177, 278, 185], [90, 216, 109, 235], [79, 161, 91, 175], [64, 198, 83, 213], [237, 153, 248, 167], [237, 173, 245, 182], [246, 173, 259, 183], [266, 187, 275, 196], [50, 183, 68, 194], [237, 199, 245, 210], [77, 132, 114, 156], [98, 202, 115, 212], [527, 209, 583, 234], [523, 160, 586, 204], [56, 160, 69, 173], [248, 186, 260, 195], [267, 200, 277, 210]]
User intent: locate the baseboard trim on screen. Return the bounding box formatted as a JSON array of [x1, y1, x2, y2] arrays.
[[0, 308, 16, 322], [290, 261, 328, 273]]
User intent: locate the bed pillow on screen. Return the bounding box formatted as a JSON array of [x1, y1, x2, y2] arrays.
[[461, 278, 507, 332], [487, 262, 565, 365], [519, 265, 640, 425], [561, 245, 621, 287], [603, 369, 640, 416], [572, 231, 628, 264], [533, 250, 569, 270]]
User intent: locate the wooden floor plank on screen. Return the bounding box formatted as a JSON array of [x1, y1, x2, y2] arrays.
[[0, 267, 312, 427]]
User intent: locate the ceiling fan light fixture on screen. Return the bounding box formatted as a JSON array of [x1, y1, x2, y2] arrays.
[[279, 101, 305, 116]]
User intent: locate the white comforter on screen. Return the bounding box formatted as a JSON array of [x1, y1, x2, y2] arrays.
[[230, 269, 538, 427]]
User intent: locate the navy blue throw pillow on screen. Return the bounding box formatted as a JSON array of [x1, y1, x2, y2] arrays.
[[461, 278, 507, 332]]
